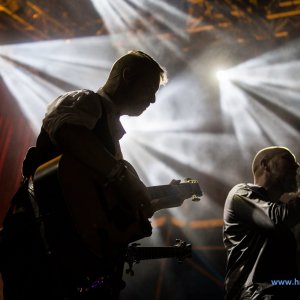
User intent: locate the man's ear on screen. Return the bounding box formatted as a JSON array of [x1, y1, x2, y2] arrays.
[[261, 159, 270, 172], [122, 67, 133, 84]]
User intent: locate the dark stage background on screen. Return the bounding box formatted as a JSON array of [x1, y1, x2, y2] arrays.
[[0, 1, 300, 299]]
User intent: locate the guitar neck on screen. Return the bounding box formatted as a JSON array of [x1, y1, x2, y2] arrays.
[[127, 246, 191, 261], [147, 183, 195, 200]]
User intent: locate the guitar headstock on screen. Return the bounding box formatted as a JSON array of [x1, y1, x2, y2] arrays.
[[174, 239, 192, 262], [182, 178, 203, 202]]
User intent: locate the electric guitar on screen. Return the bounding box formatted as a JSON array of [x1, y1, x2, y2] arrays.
[[33, 155, 202, 258]]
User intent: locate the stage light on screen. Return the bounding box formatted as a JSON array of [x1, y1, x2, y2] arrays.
[[215, 69, 226, 81], [217, 38, 300, 159], [0, 55, 64, 133], [89, 0, 189, 59], [90, 0, 187, 37], [0, 36, 118, 90], [214, 66, 235, 82], [0, 36, 119, 133]]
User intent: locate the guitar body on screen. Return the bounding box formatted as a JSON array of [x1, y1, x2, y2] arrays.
[[34, 155, 151, 261]]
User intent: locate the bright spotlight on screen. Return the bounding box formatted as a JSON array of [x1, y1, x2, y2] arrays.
[[215, 69, 227, 81]]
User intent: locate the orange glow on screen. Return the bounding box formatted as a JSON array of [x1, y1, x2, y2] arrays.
[[189, 218, 224, 229]]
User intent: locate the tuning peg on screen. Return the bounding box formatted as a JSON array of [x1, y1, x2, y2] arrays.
[[192, 195, 201, 202], [184, 178, 198, 183], [175, 239, 184, 247]]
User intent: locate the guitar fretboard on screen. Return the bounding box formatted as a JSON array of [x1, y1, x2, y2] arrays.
[[127, 245, 191, 261], [147, 183, 201, 200]]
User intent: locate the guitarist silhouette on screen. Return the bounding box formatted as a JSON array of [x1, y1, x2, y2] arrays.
[[0, 51, 200, 300]]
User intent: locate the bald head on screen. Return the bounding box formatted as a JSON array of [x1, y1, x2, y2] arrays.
[[252, 146, 294, 178], [252, 146, 299, 196]]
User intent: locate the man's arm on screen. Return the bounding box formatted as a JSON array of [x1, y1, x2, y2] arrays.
[[231, 191, 300, 230]]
